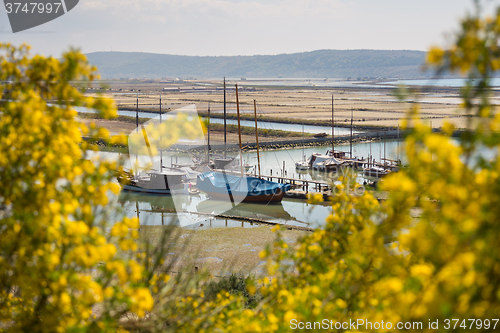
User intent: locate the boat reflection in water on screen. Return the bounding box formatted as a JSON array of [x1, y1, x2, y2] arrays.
[[196, 171, 291, 204], [196, 198, 295, 222], [121, 170, 188, 194], [117, 191, 313, 229]]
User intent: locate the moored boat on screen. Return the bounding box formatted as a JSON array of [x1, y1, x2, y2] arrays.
[[121, 170, 187, 194], [196, 171, 291, 204], [309, 153, 346, 172], [295, 160, 309, 170], [363, 166, 391, 178], [295, 124, 310, 170]]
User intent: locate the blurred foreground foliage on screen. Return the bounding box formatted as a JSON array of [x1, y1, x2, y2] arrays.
[[245, 4, 500, 332], [0, 44, 237, 333], [3, 2, 500, 332]]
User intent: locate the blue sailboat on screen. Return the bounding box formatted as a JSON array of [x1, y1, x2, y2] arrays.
[[197, 86, 290, 204], [196, 171, 290, 203]]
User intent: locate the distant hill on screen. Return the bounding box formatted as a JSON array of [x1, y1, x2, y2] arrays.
[[85, 49, 428, 79]]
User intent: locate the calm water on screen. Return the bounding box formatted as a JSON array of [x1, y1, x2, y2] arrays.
[[101, 140, 402, 182], [208, 118, 360, 136], [381, 78, 500, 87], [242, 141, 401, 180], [116, 191, 331, 229], [237, 78, 359, 88], [230, 77, 500, 88], [95, 136, 498, 230], [94, 139, 401, 229]]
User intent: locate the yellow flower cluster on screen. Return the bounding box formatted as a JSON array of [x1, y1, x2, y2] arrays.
[[128, 113, 206, 157], [0, 44, 156, 332], [173, 8, 500, 332]]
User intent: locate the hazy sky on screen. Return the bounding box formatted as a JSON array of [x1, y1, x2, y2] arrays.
[[0, 0, 497, 56]]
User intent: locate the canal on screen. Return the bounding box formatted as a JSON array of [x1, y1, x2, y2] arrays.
[[95, 140, 401, 230]]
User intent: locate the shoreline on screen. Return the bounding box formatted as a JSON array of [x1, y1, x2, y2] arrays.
[[116, 107, 399, 131], [86, 78, 479, 130], [82, 130, 405, 153]]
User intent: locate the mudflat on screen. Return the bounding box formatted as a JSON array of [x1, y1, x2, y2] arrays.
[[82, 79, 491, 135]]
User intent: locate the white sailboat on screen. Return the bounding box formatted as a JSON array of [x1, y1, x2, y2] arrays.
[[295, 124, 310, 170], [120, 100, 205, 195]]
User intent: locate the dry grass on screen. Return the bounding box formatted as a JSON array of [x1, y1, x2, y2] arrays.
[[138, 226, 307, 275], [88, 81, 481, 131]]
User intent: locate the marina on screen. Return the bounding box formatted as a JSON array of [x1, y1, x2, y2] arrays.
[[97, 137, 401, 230], [91, 86, 408, 231]]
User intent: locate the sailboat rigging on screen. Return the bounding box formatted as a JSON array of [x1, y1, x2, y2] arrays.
[[213, 78, 234, 170], [196, 93, 290, 204], [235, 84, 244, 177], [159, 93, 162, 172], [120, 112, 188, 194], [295, 123, 309, 170], [207, 102, 210, 163], [254, 99, 261, 178], [224, 77, 227, 158], [308, 94, 348, 172]]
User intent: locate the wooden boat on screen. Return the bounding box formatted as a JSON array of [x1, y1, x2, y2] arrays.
[[196, 171, 290, 203], [295, 160, 309, 170], [309, 153, 346, 172], [188, 184, 201, 195], [121, 170, 187, 194], [363, 166, 391, 178]]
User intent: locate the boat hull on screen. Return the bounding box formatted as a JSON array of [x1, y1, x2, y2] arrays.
[[204, 190, 286, 203], [363, 169, 390, 178], [295, 161, 309, 170], [312, 164, 344, 173], [122, 184, 172, 195], [196, 171, 290, 204]]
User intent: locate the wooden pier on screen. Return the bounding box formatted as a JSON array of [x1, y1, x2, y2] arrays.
[[263, 174, 330, 193]]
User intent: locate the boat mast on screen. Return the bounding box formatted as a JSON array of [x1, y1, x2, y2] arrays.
[[136, 93, 139, 130], [207, 102, 211, 164], [379, 134, 381, 165], [384, 129, 387, 169], [350, 108, 353, 157], [369, 139, 372, 168], [135, 93, 139, 177], [254, 99, 261, 178], [331, 94, 334, 153], [302, 124, 305, 161], [235, 84, 244, 176], [159, 93, 162, 172], [224, 77, 227, 158], [397, 123, 400, 164]]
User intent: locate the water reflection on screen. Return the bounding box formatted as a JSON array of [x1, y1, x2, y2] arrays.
[[196, 199, 295, 222], [98, 140, 401, 230], [117, 191, 326, 229]]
